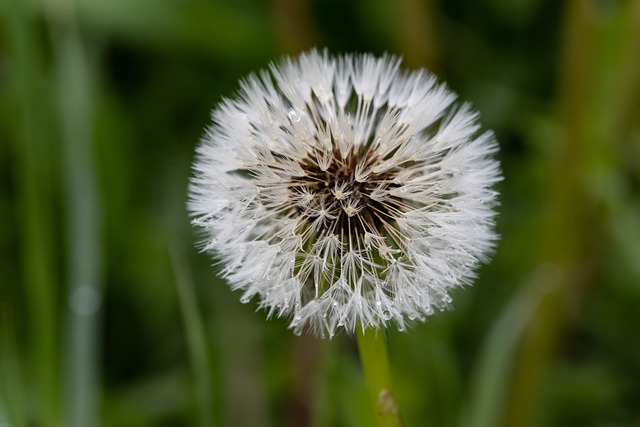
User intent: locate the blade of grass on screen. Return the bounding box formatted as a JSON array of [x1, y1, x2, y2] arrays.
[[0, 306, 27, 427], [170, 245, 215, 427], [43, 1, 104, 426], [3, 0, 60, 425], [607, 0, 640, 141], [459, 266, 555, 427]]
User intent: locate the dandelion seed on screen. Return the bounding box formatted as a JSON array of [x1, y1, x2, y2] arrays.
[[189, 49, 501, 338]]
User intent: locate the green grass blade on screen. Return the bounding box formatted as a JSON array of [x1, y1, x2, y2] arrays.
[[460, 267, 555, 427], [170, 245, 215, 427], [44, 1, 104, 426], [0, 308, 27, 427], [3, 0, 60, 425]]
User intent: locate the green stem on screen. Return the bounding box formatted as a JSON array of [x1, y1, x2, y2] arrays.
[[356, 328, 403, 427]]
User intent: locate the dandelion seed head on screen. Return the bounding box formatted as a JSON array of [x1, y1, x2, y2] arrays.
[[189, 49, 501, 338]]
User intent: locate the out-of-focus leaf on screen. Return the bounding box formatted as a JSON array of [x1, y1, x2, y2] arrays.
[[459, 265, 556, 427], [74, 0, 277, 60]]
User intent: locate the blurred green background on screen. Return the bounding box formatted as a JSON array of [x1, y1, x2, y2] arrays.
[[1, 0, 639, 426]]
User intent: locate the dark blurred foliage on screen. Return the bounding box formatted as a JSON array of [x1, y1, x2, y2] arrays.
[[1, 0, 639, 426]]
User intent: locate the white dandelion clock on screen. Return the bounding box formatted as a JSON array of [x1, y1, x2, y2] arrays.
[[189, 50, 501, 338]]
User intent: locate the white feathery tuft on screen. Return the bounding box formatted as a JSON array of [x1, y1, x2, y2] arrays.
[[189, 49, 502, 338]]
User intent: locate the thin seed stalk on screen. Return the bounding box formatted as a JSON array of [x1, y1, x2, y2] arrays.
[[356, 328, 403, 427]]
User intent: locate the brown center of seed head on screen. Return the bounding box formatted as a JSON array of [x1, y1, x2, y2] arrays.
[[291, 144, 400, 237]]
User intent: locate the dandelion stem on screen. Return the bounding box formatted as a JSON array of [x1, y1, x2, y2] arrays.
[[356, 328, 403, 427]]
